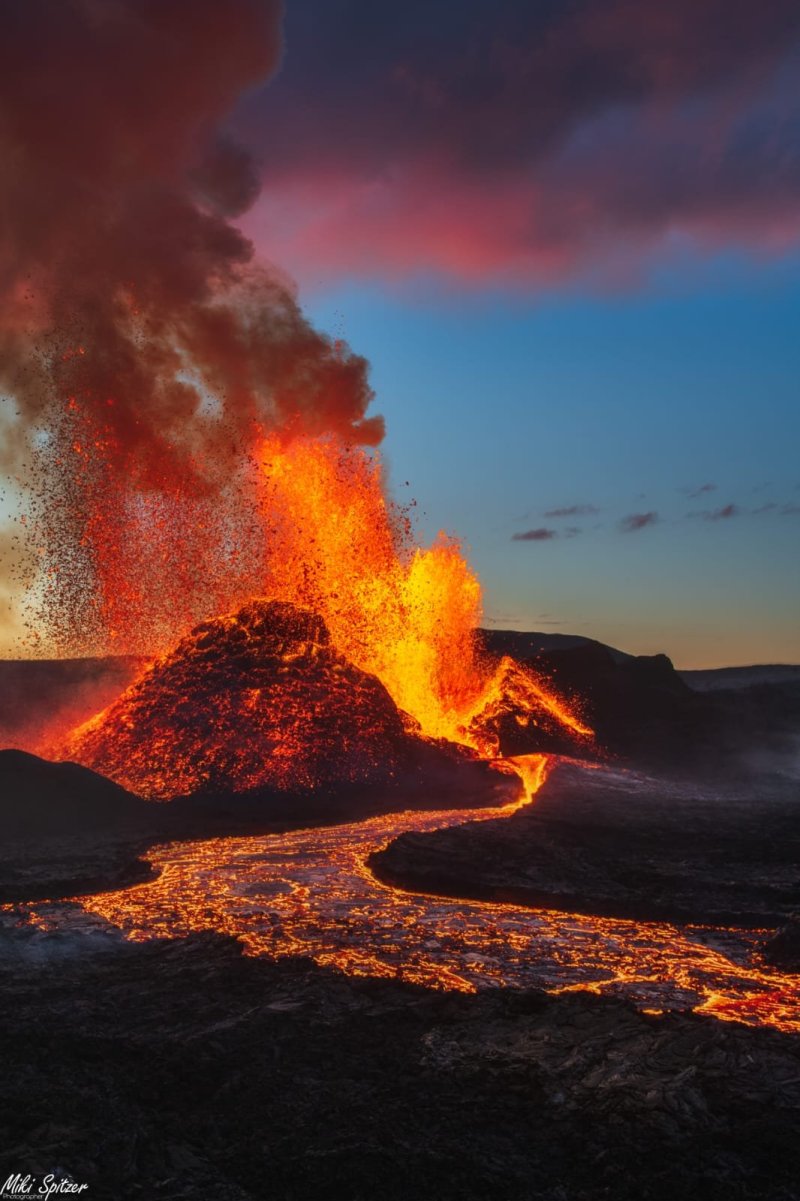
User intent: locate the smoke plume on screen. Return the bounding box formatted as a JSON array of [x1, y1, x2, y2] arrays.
[[0, 0, 383, 654]]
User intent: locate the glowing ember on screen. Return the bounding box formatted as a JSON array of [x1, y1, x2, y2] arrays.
[[27, 400, 274, 658]]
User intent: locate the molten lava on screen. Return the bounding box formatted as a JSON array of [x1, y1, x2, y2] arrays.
[[12, 755, 800, 1035], [254, 434, 591, 752], [257, 434, 481, 743]]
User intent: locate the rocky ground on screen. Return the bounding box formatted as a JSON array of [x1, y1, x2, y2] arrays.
[[0, 748, 519, 903], [2, 645, 799, 1199], [372, 761, 800, 927], [0, 928, 799, 1201]]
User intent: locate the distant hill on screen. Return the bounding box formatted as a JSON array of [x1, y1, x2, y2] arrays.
[[480, 628, 800, 772], [478, 628, 632, 664], [0, 748, 150, 838], [678, 665, 800, 692], [0, 655, 146, 748]]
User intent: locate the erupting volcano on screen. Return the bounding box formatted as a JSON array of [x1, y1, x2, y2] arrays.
[[3, 5, 800, 1199], [0, 0, 590, 786], [56, 434, 591, 799], [63, 599, 485, 800]]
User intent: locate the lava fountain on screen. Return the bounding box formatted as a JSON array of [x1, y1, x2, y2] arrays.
[[255, 433, 592, 750], [58, 432, 592, 794]]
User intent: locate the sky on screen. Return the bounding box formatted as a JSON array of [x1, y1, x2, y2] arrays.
[[239, 0, 800, 667], [1, 0, 799, 666], [298, 267, 800, 666]]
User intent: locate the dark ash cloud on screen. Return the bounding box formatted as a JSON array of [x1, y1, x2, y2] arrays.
[[619, 511, 659, 532], [0, 0, 383, 480], [0, 0, 384, 654]]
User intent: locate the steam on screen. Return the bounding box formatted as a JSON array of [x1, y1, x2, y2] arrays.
[[0, 0, 383, 653]]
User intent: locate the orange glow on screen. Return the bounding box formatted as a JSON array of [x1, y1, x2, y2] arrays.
[[53, 431, 591, 796], [61, 601, 436, 799], [44, 425, 591, 778], [255, 434, 591, 751], [11, 755, 799, 1035]]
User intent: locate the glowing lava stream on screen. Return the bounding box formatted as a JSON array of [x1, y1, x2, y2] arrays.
[[7, 754, 799, 1034]]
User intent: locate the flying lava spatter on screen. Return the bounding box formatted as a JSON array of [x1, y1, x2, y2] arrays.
[[57, 432, 592, 792]]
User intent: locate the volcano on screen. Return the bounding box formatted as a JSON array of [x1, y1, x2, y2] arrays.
[[61, 599, 491, 802]]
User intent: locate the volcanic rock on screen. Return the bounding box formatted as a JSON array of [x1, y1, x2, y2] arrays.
[[466, 654, 594, 757], [0, 748, 148, 838], [1, 929, 799, 1200], [63, 599, 489, 802], [0, 749, 159, 902], [480, 629, 800, 772], [372, 759, 800, 926], [763, 917, 800, 970], [480, 633, 696, 762]]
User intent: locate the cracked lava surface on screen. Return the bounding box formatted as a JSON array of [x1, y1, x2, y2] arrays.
[[6, 756, 799, 1034]]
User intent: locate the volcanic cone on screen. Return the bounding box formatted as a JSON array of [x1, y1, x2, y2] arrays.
[[63, 600, 440, 800]]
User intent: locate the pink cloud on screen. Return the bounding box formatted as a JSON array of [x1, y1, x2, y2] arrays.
[[239, 0, 800, 287], [620, 512, 659, 532]]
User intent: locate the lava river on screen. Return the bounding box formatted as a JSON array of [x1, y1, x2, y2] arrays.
[[7, 755, 800, 1034]]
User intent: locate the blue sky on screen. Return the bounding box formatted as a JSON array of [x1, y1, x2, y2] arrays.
[[303, 256, 800, 665]]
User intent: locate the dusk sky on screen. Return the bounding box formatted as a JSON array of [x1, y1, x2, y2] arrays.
[[241, 0, 800, 667], [2, 0, 799, 666]]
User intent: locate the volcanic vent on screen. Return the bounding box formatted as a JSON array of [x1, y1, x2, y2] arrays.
[[62, 600, 485, 802]]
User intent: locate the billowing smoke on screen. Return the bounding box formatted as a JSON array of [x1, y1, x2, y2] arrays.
[[0, 0, 383, 654]]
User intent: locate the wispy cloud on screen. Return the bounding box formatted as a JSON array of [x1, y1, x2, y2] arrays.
[[619, 511, 659, 532], [691, 503, 739, 521], [685, 482, 717, 498], [512, 527, 558, 542], [543, 504, 600, 518]]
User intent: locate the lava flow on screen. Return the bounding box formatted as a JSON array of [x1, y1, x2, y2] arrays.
[[24, 365, 797, 1061], [9, 757, 799, 1035]]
